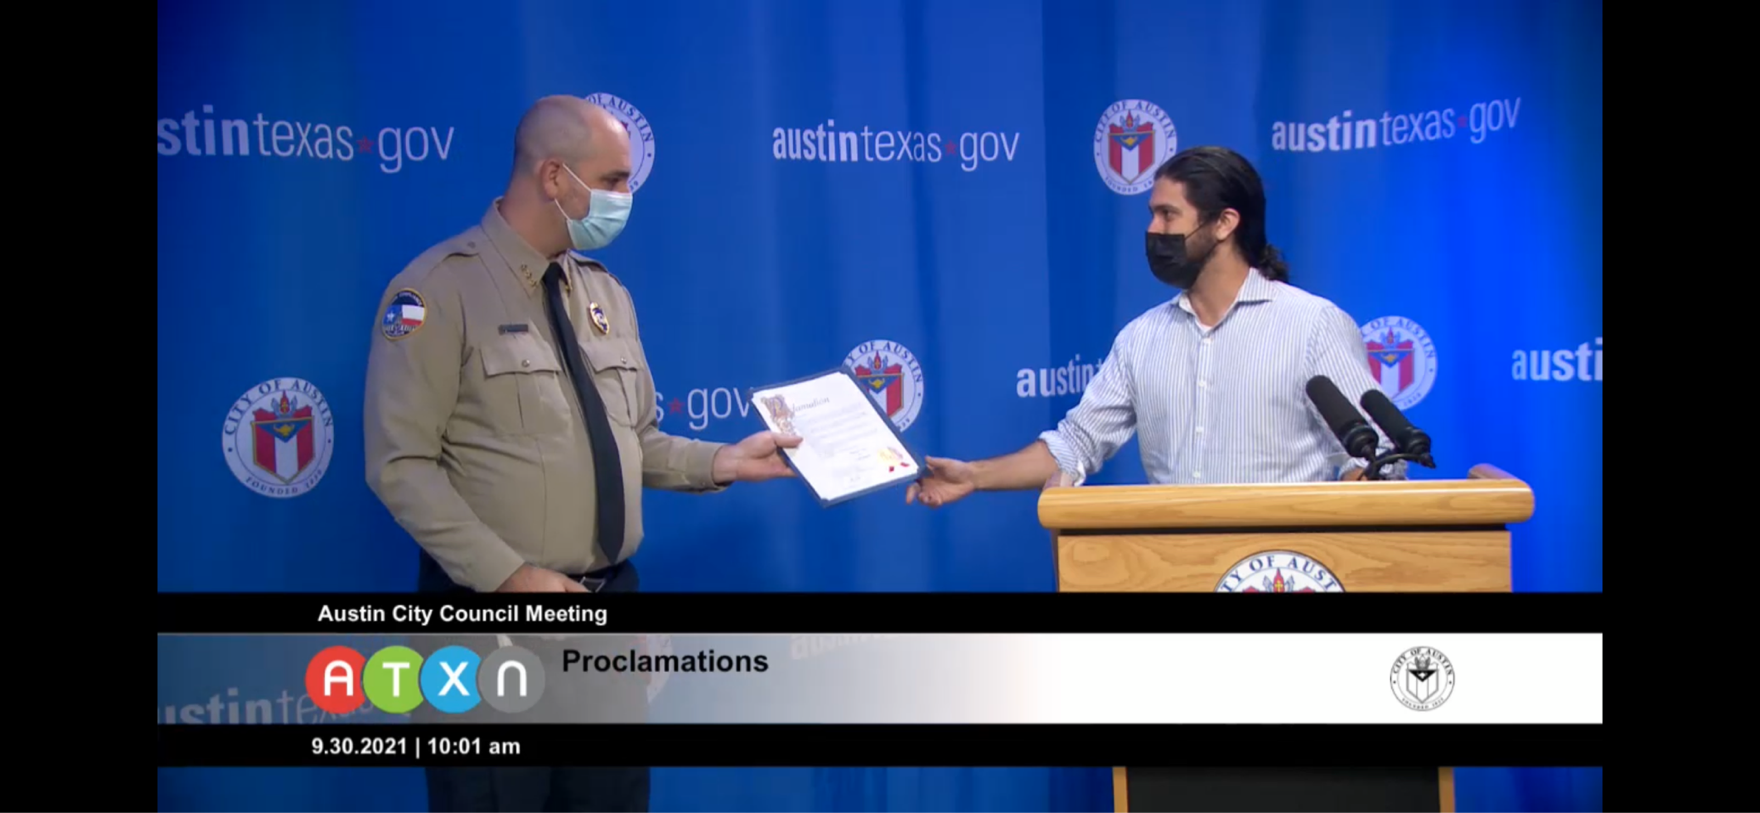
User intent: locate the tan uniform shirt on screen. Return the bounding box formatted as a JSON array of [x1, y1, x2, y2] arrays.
[[364, 200, 726, 592]]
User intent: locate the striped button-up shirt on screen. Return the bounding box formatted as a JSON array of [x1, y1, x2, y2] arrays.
[[1041, 268, 1405, 485]]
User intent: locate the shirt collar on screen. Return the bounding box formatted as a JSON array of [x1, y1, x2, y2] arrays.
[[1174, 266, 1280, 318], [480, 198, 556, 292], [1236, 267, 1280, 303]]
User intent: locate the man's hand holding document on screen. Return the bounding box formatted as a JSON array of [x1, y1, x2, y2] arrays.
[[746, 368, 925, 506]]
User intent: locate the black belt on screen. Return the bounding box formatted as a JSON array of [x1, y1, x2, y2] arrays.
[[565, 561, 625, 592]]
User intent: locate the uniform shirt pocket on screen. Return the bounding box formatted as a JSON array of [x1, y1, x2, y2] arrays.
[[478, 333, 572, 436], [578, 339, 643, 427]]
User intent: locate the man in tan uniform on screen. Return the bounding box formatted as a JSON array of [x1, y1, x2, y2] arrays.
[[363, 96, 797, 812]]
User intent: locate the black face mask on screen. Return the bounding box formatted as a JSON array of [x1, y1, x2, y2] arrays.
[[1145, 227, 1217, 289]]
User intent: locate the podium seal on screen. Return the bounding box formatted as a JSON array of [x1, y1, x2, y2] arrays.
[[1214, 550, 1345, 592]]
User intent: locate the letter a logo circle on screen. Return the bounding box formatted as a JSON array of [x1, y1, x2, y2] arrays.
[[306, 646, 366, 715], [422, 645, 483, 714], [363, 645, 426, 714]]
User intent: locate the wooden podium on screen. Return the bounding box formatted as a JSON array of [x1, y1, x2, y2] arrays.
[[1037, 464, 1534, 813]]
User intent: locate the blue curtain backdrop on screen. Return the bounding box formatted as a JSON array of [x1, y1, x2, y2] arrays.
[[157, 0, 1602, 810]]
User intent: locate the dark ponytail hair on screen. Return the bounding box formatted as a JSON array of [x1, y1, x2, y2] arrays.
[[1255, 243, 1290, 282], [1153, 146, 1289, 282]]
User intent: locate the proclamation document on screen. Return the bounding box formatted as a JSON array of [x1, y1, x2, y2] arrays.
[[746, 368, 925, 506]]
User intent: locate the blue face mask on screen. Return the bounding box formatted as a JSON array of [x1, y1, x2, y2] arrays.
[[555, 165, 632, 251]]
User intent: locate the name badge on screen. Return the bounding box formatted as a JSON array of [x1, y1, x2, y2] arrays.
[[498, 324, 529, 334]]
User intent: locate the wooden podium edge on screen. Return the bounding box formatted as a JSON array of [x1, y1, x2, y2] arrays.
[[1109, 768, 1456, 811], [1041, 463, 1533, 532]]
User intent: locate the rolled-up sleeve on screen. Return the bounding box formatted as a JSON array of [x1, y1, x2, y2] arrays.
[[1306, 304, 1407, 480], [1038, 326, 1139, 485]]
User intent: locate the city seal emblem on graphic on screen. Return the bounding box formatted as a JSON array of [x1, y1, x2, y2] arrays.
[[1390, 646, 1456, 711]]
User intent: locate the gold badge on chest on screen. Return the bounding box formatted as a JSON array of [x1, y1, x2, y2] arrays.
[[588, 301, 611, 335]]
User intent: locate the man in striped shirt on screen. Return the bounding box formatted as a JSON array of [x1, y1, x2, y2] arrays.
[[907, 146, 1402, 507]]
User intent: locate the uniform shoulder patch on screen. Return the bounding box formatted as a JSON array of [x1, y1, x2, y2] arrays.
[[381, 288, 428, 340]]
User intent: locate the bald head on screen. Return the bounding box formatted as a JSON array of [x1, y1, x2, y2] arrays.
[[513, 95, 626, 174], [501, 96, 634, 256]]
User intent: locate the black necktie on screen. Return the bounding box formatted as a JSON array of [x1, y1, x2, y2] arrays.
[[542, 263, 626, 567]]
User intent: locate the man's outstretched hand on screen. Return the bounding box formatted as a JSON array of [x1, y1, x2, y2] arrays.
[[906, 456, 978, 508], [713, 431, 803, 484]]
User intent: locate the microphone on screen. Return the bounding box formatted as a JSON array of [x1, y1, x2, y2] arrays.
[[1359, 388, 1434, 467], [1304, 376, 1379, 461]]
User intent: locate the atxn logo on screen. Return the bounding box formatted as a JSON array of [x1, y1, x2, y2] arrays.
[[306, 644, 545, 715], [157, 104, 456, 173], [772, 120, 1021, 172], [1271, 97, 1521, 152]]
